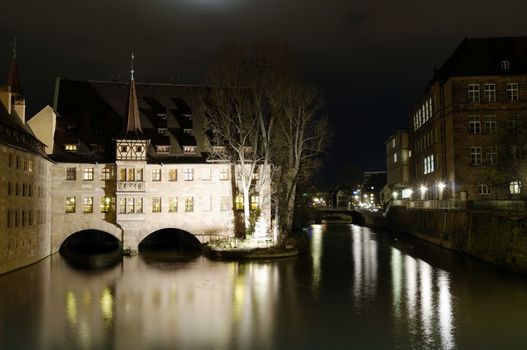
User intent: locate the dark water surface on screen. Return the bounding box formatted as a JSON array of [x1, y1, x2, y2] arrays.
[[1, 224, 527, 349]]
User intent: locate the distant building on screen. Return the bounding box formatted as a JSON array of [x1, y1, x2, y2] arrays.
[[385, 129, 410, 201], [361, 171, 387, 206], [408, 37, 527, 201]]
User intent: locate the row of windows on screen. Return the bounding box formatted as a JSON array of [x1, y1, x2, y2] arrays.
[[6, 182, 44, 197], [414, 128, 439, 154], [477, 181, 522, 195], [7, 153, 45, 174], [423, 155, 435, 175], [6, 209, 46, 228], [64, 195, 260, 214], [65, 166, 231, 182], [467, 83, 519, 103], [468, 115, 497, 133], [413, 97, 433, 131], [470, 146, 497, 165]]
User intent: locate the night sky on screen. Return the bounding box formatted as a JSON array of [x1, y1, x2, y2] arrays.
[[2, 0, 527, 186]]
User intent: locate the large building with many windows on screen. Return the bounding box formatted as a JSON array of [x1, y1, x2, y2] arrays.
[[407, 37, 527, 201], [1, 55, 270, 274]]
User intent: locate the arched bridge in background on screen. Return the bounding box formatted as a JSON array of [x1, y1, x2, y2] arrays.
[[311, 208, 365, 225]]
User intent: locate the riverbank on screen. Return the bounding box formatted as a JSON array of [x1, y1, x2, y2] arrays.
[[359, 207, 527, 274], [203, 236, 306, 260]]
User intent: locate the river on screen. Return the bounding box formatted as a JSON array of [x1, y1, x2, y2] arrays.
[[1, 224, 527, 349]]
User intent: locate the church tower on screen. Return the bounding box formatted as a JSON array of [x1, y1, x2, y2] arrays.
[[115, 53, 149, 254], [115, 52, 149, 161], [0, 37, 26, 123]]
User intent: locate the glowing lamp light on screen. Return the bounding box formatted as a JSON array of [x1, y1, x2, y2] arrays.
[[392, 191, 399, 199], [420, 185, 428, 194], [438, 182, 446, 191]]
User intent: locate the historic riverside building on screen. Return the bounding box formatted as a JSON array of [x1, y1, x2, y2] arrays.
[[1, 55, 270, 274], [384, 129, 410, 202], [404, 37, 527, 202]]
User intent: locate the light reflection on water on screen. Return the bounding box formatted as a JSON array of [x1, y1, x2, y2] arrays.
[[1, 224, 527, 349]]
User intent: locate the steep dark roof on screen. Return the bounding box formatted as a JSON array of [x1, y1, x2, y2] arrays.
[[52, 79, 210, 163], [7, 58, 23, 95], [433, 37, 527, 81], [0, 100, 45, 155]]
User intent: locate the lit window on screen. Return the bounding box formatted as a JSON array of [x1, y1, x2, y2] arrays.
[[393, 153, 398, 163], [28, 159, 33, 172], [157, 145, 170, 153], [510, 180, 522, 194], [184, 168, 194, 181], [169, 197, 178, 212], [83, 168, 94, 181], [392, 138, 396, 148], [137, 168, 143, 181], [184, 129, 193, 134], [65, 197, 76, 213], [470, 147, 482, 165], [119, 168, 127, 181], [467, 84, 480, 102], [66, 167, 76, 180], [65, 144, 77, 152], [469, 116, 481, 133], [235, 195, 244, 210], [501, 60, 510, 70], [220, 168, 229, 180], [100, 197, 112, 213], [484, 115, 497, 133], [478, 184, 491, 195], [483, 84, 496, 102], [136, 198, 143, 213], [251, 195, 259, 210], [119, 198, 126, 214], [252, 171, 259, 180], [127, 198, 135, 213], [101, 168, 112, 181], [507, 83, 519, 101], [169, 169, 177, 181], [152, 169, 161, 181], [128, 168, 135, 181], [185, 197, 194, 212], [83, 197, 93, 213], [220, 196, 229, 211], [158, 128, 168, 135], [183, 146, 196, 153], [152, 197, 162, 213]]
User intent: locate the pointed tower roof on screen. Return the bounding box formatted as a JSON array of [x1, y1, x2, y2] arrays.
[[7, 37, 23, 94], [123, 52, 143, 138]]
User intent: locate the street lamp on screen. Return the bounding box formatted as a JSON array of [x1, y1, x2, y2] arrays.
[[420, 185, 427, 200], [392, 191, 398, 200], [437, 182, 446, 200]]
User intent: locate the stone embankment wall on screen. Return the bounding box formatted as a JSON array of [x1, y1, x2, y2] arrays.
[[360, 207, 527, 273]]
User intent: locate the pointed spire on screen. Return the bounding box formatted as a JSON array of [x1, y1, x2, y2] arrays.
[[124, 51, 142, 137], [7, 36, 23, 95]]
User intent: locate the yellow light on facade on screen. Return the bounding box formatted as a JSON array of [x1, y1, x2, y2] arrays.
[[438, 182, 446, 191]]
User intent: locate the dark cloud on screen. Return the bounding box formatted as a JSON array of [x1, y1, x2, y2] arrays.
[[348, 13, 369, 28], [2, 0, 527, 184]]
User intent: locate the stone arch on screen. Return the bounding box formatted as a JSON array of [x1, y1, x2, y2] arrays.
[[53, 221, 122, 253], [138, 227, 202, 251]]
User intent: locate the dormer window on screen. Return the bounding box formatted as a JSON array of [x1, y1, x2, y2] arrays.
[[158, 128, 168, 135], [65, 144, 78, 152], [184, 129, 193, 135], [157, 145, 170, 153], [120, 145, 128, 152], [92, 144, 105, 152], [501, 60, 510, 70], [183, 146, 196, 154]]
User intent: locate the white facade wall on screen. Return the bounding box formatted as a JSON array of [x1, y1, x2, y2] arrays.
[[0, 144, 52, 274]]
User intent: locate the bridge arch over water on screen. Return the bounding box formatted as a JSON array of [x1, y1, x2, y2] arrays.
[[138, 228, 202, 251]]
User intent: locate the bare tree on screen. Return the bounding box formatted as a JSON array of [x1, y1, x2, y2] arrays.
[[202, 41, 330, 238]]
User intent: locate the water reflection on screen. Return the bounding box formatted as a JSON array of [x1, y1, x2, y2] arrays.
[[310, 224, 323, 295], [390, 246, 455, 349], [2, 225, 527, 350], [351, 225, 377, 302]]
